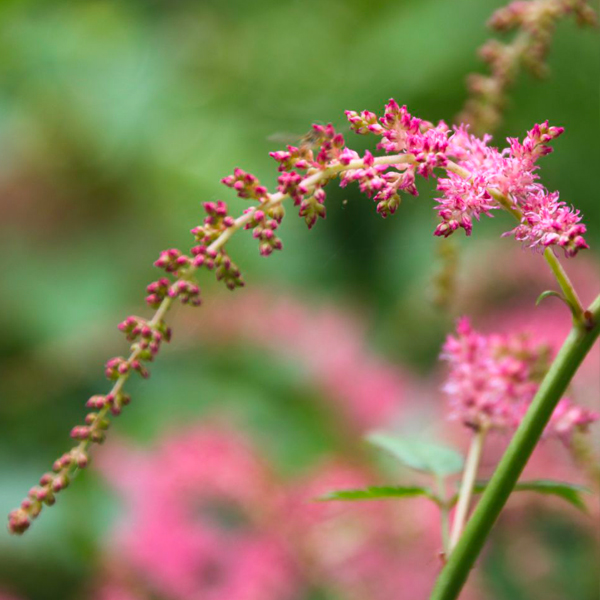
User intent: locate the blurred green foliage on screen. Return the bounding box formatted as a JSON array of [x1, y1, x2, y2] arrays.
[[0, 0, 597, 598]]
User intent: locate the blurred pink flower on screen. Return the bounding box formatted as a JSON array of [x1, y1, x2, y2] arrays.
[[452, 246, 599, 426], [97, 426, 297, 600], [92, 253, 596, 600], [97, 428, 485, 600], [441, 317, 541, 431], [93, 581, 141, 600], [441, 317, 598, 439]]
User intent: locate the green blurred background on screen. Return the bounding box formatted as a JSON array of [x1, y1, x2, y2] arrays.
[[0, 0, 598, 599]]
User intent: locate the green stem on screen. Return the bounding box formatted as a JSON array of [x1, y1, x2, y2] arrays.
[[448, 427, 487, 552], [543, 248, 585, 324], [430, 294, 600, 600], [435, 475, 451, 556]]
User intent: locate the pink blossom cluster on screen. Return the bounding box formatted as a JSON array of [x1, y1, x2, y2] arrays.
[[345, 102, 587, 255], [222, 169, 286, 255], [342, 102, 449, 216], [508, 190, 587, 256], [338, 148, 414, 217], [265, 100, 589, 255], [441, 317, 598, 439], [7, 312, 175, 533], [269, 124, 348, 228], [8, 194, 248, 533], [545, 398, 599, 443]]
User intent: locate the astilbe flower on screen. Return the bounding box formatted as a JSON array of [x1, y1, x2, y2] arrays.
[[544, 397, 599, 443], [509, 189, 588, 255], [432, 0, 595, 307], [441, 317, 598, 438], [9, 96, 590, 534], [438, 122, 587, 256], [8, 196, 243, 533], [346, 102, 588, 256]]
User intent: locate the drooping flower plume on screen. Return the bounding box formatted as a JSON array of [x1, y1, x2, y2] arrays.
[[8, 97, 591, 534]]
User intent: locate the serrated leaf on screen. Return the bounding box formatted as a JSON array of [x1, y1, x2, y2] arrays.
[[318, 485, 434, 502], [472, 479, 589, 512], [365, 432, 464, 476]]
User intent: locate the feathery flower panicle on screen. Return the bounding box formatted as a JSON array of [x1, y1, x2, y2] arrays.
[[441, 318, 598, 439], [345, 102, 587, 254], [440, 317, 541, 431], [8, 95, 591, 534], [507, 190, 588, 257]]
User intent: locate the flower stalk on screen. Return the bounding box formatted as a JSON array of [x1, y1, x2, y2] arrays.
[[459, 0, 597, 134], [448, 426, 487, 552], [446, 160, 586, 325], [435, 475, 451, 557], [543, 247, 586, 324], [6, 151, 413, 534]]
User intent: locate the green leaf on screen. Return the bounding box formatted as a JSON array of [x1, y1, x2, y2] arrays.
[[473, 479, 590, 512], [365, 431, 464, 476], [536, 290, 565, 306], [536, 290, 579, 319], [318, 485, 434, 502]]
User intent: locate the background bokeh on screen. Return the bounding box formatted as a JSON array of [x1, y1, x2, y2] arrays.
[[0, 0, 598, 599]]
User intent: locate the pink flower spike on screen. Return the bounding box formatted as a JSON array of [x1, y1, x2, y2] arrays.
[[441, 318, 597, 439], [441, 318, 545, 432]]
